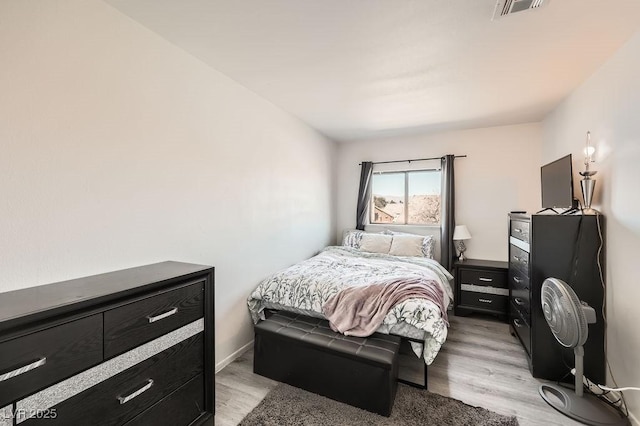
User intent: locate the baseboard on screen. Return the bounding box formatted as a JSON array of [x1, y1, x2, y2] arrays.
[[629, 411, 639, 426], [215, 340, 254, 373]]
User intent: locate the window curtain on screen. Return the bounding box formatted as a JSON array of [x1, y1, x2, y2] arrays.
[[356, 161, 373, 231], [440, 155, 455, 270]]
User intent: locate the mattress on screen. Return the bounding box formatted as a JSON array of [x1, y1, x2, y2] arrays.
[[247, 246, 454, 364]]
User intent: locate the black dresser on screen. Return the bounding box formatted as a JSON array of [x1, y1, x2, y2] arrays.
[[508, 213, 605, 383], [0, 261, 214, 426]]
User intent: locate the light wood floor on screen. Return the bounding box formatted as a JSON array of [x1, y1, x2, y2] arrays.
[[215, 314, 581, 426]]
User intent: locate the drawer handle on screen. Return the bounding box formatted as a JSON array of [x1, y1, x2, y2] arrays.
[[513, 276, 523, 284], [514, 228, 523, 233], [118, 379, 154, 405], [514, 297, 525, 306], [147, 307, 178, 323], [478, 277, 493, 282], [513, 255, 521, 262], [0, 357, 47, 382], [478, 298, 493, 304], [513, 318, 524, 328]]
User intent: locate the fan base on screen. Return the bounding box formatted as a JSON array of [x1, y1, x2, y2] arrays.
[[540, 384, 630, 426]]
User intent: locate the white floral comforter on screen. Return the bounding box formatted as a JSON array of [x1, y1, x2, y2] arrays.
[[247, 246, 454, 364]]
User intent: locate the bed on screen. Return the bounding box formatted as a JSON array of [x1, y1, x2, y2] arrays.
[[247, 231, 454, 366]]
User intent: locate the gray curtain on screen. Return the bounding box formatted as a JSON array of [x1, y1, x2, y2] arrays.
[[440, 155, 455, 271], [356, 161, 373, 231]]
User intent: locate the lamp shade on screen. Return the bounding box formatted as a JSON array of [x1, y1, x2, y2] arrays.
[[453, 225, 471, 240]]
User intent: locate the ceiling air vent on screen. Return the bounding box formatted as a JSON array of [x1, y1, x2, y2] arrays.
[[493, 0, 547, 19]]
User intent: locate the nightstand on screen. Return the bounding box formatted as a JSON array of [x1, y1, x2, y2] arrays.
[[453, 259, 509, 322]]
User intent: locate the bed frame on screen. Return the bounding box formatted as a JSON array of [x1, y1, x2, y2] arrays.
[[397, 335, 428, 390]]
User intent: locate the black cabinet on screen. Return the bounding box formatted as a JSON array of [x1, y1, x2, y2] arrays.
[[454, 259, 509, 321], [0, 261, 215, 425], [508, 213, 605, 383]]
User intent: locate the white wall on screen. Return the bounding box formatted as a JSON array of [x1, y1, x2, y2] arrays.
[[335, 123, 542, 262], [0, 0, 336, 367], [542, 30, 640, 423]]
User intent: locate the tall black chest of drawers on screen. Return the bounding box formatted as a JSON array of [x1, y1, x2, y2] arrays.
[[0, 261, 214, 426], [508, 213, 605, 383]]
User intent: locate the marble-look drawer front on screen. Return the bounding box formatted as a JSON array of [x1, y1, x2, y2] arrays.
[[16, 319, 203, 424], [0, 406, 12, 426], [104, 281, 204, 359], [460, 284, 509, 296]]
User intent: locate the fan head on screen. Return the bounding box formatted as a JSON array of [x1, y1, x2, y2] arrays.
[[541, 278, 589, 348]]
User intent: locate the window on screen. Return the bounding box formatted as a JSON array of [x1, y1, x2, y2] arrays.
[[370, 169, 441, 225]]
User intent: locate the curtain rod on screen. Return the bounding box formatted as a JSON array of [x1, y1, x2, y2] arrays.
[[358, 155, 466, 166]]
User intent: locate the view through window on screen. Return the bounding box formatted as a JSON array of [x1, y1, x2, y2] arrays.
[[371, 170, 441, 225]]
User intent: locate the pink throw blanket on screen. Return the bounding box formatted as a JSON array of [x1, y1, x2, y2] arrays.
[[322, 277, 448, 337]]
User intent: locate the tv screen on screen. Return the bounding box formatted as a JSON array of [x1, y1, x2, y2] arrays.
[[541, 154, 574, 209]]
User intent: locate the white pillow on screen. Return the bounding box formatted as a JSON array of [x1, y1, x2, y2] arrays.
[[389, 235, 425, 257], [383, 230, 435, 259], [359, 234, 393, 254]]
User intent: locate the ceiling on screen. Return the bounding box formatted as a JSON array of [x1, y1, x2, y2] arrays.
[[105, 0, 640, 142]]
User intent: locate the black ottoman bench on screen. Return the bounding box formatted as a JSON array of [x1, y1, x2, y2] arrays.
[[253, 311, 401, 416]]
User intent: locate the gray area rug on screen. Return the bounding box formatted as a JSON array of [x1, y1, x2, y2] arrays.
[[240, 383, 519, 425]]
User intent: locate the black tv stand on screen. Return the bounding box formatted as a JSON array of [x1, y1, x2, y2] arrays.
[[561, 208, 580, 215], [538, 199, 579, 215], [537, 207, 559, 214]]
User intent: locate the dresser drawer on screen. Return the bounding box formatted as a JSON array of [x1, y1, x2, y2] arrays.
[[0, 315, 102, 407], [510, 244, 530, 275], [124, 374, 205, 426], [460, 269, 507, 289], [104, 281, 204, 359], [511, 293, 530, 316], [509, 268, 530, 291], [510, 302, 531, 356], [460, 291, 507, 314], [22, 334, 204, 426], [510, 219, 530, 243], [509, 269, 530, 315]]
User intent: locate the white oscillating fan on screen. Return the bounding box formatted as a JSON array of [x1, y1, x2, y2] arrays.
[[539, 278, 629, 426]]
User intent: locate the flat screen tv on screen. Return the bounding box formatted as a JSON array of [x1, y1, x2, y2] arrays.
[[541, 154, 575, 209]]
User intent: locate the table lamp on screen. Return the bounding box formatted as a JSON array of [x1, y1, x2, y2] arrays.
[[453, 225, 472, 261]]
